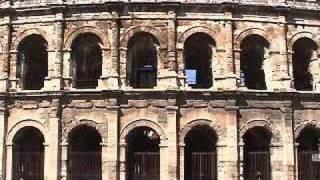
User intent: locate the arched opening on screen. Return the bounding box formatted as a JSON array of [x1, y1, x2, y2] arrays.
[[68, 125, 102, 180], [12, 126, 45, 180], [297, 126, 320, 180], [243, 127, 271, 180], [17, 35, 48, 90], [292, 38, 318, 91], [184, 125, 217, 180], [71, 33, 103, 89], [184, 33, 214, 88], [127, 32, 158, 88], [126, 127, 160, 180], [240, 35, 269, 90]]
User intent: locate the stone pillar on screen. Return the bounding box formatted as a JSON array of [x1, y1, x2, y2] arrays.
[[106, 106, 119, 180], [239, 141, 244, 180], [8, 50, 19, 91], [224, 106, 239, 180], [119, 143, 126, 180], [44, 15, 64, 91], [43, 144, 50, 180], [270, 145, 284, 180], [309, 50, 320, 91], [166, 106, 178, 180], [62, 49, 72, 89], [5, 144, 12, 180], [282, 107, 295, 180], [60, 143, 68, 180], [160, 142, 168, 180], [215, 20, 237, 91], [99, 12, 119, 90], [158, 11, 178, 89], [0, 106, 6, 179], [46, 101, 60, 180], [0, 16, 11, 92], [273, 22, 291, 91], [178, 145, 185, 180], [101, 143, 108, 180]]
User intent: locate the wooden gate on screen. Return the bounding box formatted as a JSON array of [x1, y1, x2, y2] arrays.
[[131, 152, 160, 180], [298, 151, 320, 180], [68, 151, 102, 180], [12, 152, 44, 180], [244, 151, 271, 180], [191, 152, 217, 180]]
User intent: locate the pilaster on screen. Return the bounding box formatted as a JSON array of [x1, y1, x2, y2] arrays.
[[158, 11, 178, 90], [166, 106, 178, 180], [106, 106, 120, 180]]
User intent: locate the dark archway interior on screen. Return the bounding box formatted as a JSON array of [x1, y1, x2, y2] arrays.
[[240, 35, 269, 90], [184, 125, 217, 180], [18, 35, 48, 90], [293, 38, 318, 91], [243, 127, 271, 180], [126, 127, 160, 180], [68, 125, 102, 152], [68, 125, 102, 180], [12, 126, 45, 180], [127, 32, 158, 88], [71, 33, 102, 89], [184, 33, 214, 89], [298, 126, 320, 151], [297, 127, 320, 180]]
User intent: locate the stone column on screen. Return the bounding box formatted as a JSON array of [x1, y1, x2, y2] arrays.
[[119, 143, 126, 180], [0, 16, 11, 92], [43, 144, 50, 180], [178, 144, 185, 180], [62, 49, 72, 89], [46, 100, 60, 180], [215, 20, 237, 91], [282, 107, 295, 180], [309, 50, 320, 91], [99, 12, 119, 90], [224, 106, 239, 180], [8, 50, 19, 91], [106, 106, 119, 180], [158, 11, 178, 89], [60, 143, 68, 180], [239, 141, 244, 180], [270, 145, 284, 180], [5, 144, 12, 180], [101, 143, 108, 180], [44, 15, 64, 91], [160, 142, 168, 180], [0, 105, 6, 179], [166, 106, 178, 180]]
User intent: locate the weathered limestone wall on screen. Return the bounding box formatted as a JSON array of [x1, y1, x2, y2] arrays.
[[0, 2, 319, 180]]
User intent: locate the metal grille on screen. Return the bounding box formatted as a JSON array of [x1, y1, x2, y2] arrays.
[[244, 151, 271, 180], [68, 152, 102, 180], [131, 152, 160, 180], [191, 152, 217, 180], [12, 152, 44, 180], [298, 151, 320, 180]]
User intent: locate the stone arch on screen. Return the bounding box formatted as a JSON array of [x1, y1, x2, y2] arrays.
[[178, 26, 218, 49], [120, 26, 164, 49], [179, 119, 223, 145], [288, 32, 319, 51], [240, 119, 282, 145], [64, 26, 110, 50], [7, 119, 48, 145], [12, 28, 54, 50], [234, 28, 271, 50], [62, 119, 107, 144], [120, 119, 166, 144], [294, 120, 320, 139]]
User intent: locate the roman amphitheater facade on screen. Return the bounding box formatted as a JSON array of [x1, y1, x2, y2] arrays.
[[0, 0, 320, 180]]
